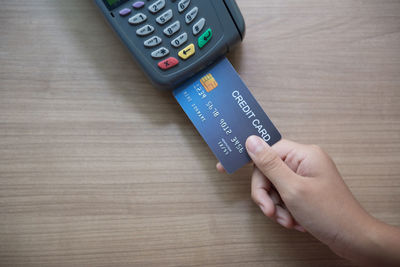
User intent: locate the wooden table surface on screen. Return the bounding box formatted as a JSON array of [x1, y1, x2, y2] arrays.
[[1, 0, 399, 266]]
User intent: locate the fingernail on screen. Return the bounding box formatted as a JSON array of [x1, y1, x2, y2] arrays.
[[294, 225, 306, 232], [276, 218, 286, 227], [246, 136, 264, 155]]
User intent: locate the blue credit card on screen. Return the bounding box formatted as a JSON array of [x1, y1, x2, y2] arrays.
[[173, 58, 281, 173]]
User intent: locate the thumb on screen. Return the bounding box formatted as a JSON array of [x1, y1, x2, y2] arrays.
[[246, 135, 298, 192]]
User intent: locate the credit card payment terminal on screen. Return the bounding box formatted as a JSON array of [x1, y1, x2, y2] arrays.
[[95, 0, 245, 90]]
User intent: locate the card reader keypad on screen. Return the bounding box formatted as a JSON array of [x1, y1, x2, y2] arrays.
[[118, 0, 213, 71]]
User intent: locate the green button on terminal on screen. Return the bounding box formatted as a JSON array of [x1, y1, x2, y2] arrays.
[[198, 28, 212, 48]]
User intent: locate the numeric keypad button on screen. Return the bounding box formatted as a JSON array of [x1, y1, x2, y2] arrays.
[[156, 9, 173, 25], [151, 47, 170, 58], [185, 7, 198, 24], [178, 0, 190, 13], [144, 36, 162, 48], [128, 13, 147, 25], [171, 32, 188, 48], [148, 0, 166, 14], [136, 24, 155, 36], [192, 18, 205, 35], [163, 21, 180, 37]]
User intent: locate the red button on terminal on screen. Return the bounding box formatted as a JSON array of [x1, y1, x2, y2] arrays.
[[158, 57, 179, 70]]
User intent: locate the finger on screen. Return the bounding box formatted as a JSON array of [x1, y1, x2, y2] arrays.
[[246, 136, 299, 192], [216, 162, 253, 173], [269, 188, 282, 205], [270, 189, 306, 232], [268, 188, 296, 229], [294, 224, 307, 232], [252, 167, 272, 191], [268, 184, 306, 232], [274, 205, 295, 229], [251, 167, 275, 217], [216, 162, 226, 173], [292, 218, 307, 232]]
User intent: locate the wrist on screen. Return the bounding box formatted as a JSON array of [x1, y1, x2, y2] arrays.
[[361, 217, 400, 266], [329, 210, 377, 264], [346, 214, 380, 265], [337, 213, 400, 266]]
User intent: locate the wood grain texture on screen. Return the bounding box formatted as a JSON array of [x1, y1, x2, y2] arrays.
[[0, 0, 399, 266]]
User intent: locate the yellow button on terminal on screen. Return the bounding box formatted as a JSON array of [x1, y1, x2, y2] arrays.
[[178, 43, 195, 60]]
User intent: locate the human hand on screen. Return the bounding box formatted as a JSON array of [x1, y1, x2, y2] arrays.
[[216, 136, 375, 260]]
